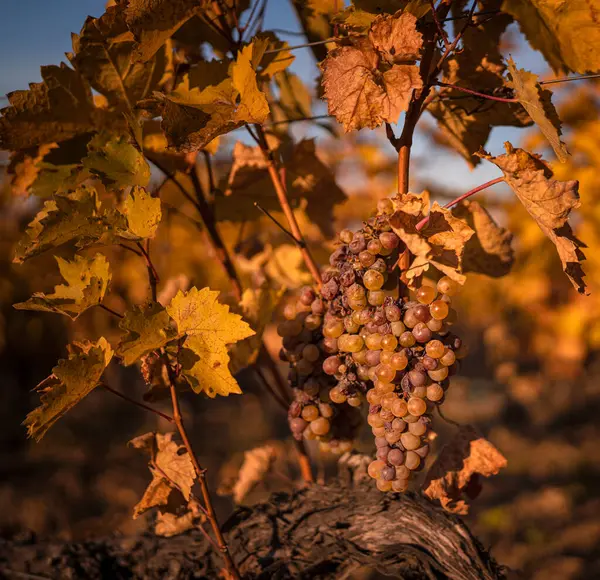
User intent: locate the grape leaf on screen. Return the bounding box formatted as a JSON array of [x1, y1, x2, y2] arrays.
[[0, 64, 119, 151], [155, 43, 269, 150], [428, 7, 531, 166], [83, 134, 151, 188], [6, 144, 57, 196], [477, 143, 586, 293], [69, 3, 167, 111], [14, 253, 111, 320], [321, 38, 422, 131], [368, 12, 422, 63], [216, 139, 346, 237], [502, 0, 600, 74], [23, 337, 114, 441], [423, 425, 507, 514], [506, 58, 568, 162], [253, 33, 295, 79], [154, 510, 196, 537], [390, 193, 474, 287], [124, 0, 210, 62], [229, 285, 285, 374], [132, 472, 172, 518], [231, 444, 280, 504], [332, 7, 378, 31], [113, 186, 162, 240], [452, 200, 514, 278], [116, 302, 177, 366], [13, 187, 107, 264], [130, 432, 196, 508], [166, 287, 255, 396]]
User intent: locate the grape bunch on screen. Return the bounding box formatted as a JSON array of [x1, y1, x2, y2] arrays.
[[278, 287, 360, 454]]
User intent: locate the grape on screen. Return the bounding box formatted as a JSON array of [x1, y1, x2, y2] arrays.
[[400, 432, 421, 451], [347, 394, 363, 407], [428, 366, 449, 381], [359, 250, 376, 267], [392, 398, 408, 417], [403, 309, 419, 328], [399, 331, 416, 347], [376, 446, 390, 461], [368, 290, 386, 306], [385, 430, 402, 444], [430, 300, 449, 320], [311, 298, 326, 315], [425, 340, 445, 358], [364, 270, 385, 291], [409, 421, 427, 436], [437, 276, 459, 296], [380, 408, 394, 422], [283, 303, 297, 320], [352, 349, 368, 364], [302, 405, 319, 421], [407, 397, 427, 416], [303, 379, 320, 397], [411, 385, 427, 398], [296, 359, 314, 376], [319, 403, 334, 418], [358, 308, 374, 325], [376, 364, 396, 383], [404, 451, 421, 470], [403, 413, 419, 424], [368, 459, 385, 479], [439, 349, 456, 366], [426, 383, 444, 402], [329, 385, 347, 403], [392, 479, 409, 492], [412, 323, 433, 343], [323, 318, 344, 338], [413, 305, 431, 323], [368, 412, 385, 428], [388, 448, 405, 465], [421, 355, 437, 371], [377, 198, 394, 215], [365, 333, 383, 351], [322, 337, 338, 354], [384, 304, 401, 322], [374, 436, 388, 448], [366, 389, 381, 405], [408, 369, 426, 387], [347, 283, 366, 300], [391, 321, 406, 336], [311, 417, 331, 435], [367, 366, 378, 382], [395, 465, 410, 480], [380, 350, 393, 365], [349, 234, 367, 254], [427, 318, 443, 332], [370, 258, 387, 274], [381, 334, 398, 351], [381, 465, 396, 481], [323, 355, 341, 375], [357, 365, 371, 381], [290, 417, 308, 433], [374, 381, 395, 393], [299, 286, 316, 306], [379, 231, 400, 249], [372, 426, 386, 437], [367, 239, 383, 255], [390, 352, 408, 371], [377, 479, 393, 492], [416, 285, 437, 304], [340, 229, 354, 244], [415, 444, 430, 458], [381, 392, 396, 409], [304, 314, 322, 330], [321, 278, 339, 300]]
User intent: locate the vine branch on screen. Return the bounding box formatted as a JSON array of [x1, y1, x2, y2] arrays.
[[101, 383, 174, 423]]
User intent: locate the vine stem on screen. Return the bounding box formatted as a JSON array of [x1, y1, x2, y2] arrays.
[[163, 354, 241, 580], [99, 303, 124, 319], [415, 177, 505, 230], [249, 124, 323, 286], [101, 383, 174, 423], [435, 81, 518, 102]]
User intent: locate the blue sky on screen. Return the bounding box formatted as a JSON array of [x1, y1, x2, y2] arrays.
[[0, 1, 552, 192]]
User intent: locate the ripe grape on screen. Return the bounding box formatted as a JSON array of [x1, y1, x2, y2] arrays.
[[437, 276, 459, 296], [416, 285, 436, 304], [364, 270, 385, 291], [430, 300, 449, 320]]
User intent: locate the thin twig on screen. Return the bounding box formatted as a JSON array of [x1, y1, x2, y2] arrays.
[[137, 240, 159, 301], [254, 366, 288, 410], [539, 73, 600, 85], [267, 114, 332, 127], [430, 0, 449, 48], [263, 38, 335, 54], [254, 202, 305, 247], [202, 150, 217, 199], [250, 124, 323, 286], [436, 405, 461, 427], [119, 243, 143, 257], [435, 81, 517, 102], [99, 303, 124, 319], [441, 9, 500, 22], [101, 383, 174, 423], [415, 177, 505, 230]]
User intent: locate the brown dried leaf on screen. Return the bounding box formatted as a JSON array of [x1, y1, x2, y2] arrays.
[[368, 11, 423, 63], [452, 200, 514, 277], [477, 143, 586, 293], [232, 444, 280, 504], [154, 510, 196, 537], [321, 38, 422, 132], [423, 425, 507, 514], [133, 472, 172, 518]]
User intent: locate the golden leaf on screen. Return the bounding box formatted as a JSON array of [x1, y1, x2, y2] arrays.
[[368, 11, 423, 63]]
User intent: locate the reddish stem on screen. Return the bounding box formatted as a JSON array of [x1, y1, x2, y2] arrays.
[[435, 81, 518, 103], [415, 177, 505, 230]]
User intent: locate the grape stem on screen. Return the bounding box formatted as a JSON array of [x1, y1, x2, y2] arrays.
[[254, 202, 305, 247], [415, 177, 505, 230], [100, 383, 174, 423], [434, 81, 518, 103]]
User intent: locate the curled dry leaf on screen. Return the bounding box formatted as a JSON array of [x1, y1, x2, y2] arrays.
[[477, 143, 586, 293], [452, 200, 514, 277], [368, 12, 423, 63], [232, 444, 281, 504], [154, 509, 197, 537], [423, 425, 507, 514], [321, 38, 422, 132]]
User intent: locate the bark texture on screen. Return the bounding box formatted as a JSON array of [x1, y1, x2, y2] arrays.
[[0, 455, 506, 580]]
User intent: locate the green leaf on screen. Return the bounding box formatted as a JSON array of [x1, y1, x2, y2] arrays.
[[154, 42, 269, 150], [506, 58, 568, 162], [14, 253, 111, 320], [0, 64, 119, 151], [69, 3, 167, 111], [502, 0, 600, 74], [83, 134, 151, 188], [14, 187, 106, 264], [23, 337, 114, 441], [116, 302, 177, 366], [166, 287, 255, 397]]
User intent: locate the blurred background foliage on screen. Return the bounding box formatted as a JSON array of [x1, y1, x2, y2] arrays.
[[0, 2, 599, 579]]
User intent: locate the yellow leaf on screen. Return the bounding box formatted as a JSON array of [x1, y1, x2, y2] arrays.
[[23, 338, 114, 441], [166, 287, 255, 396], [232, 444, 281, 504], [117, 186, 162, 240], [14, 253, 111, 320]]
